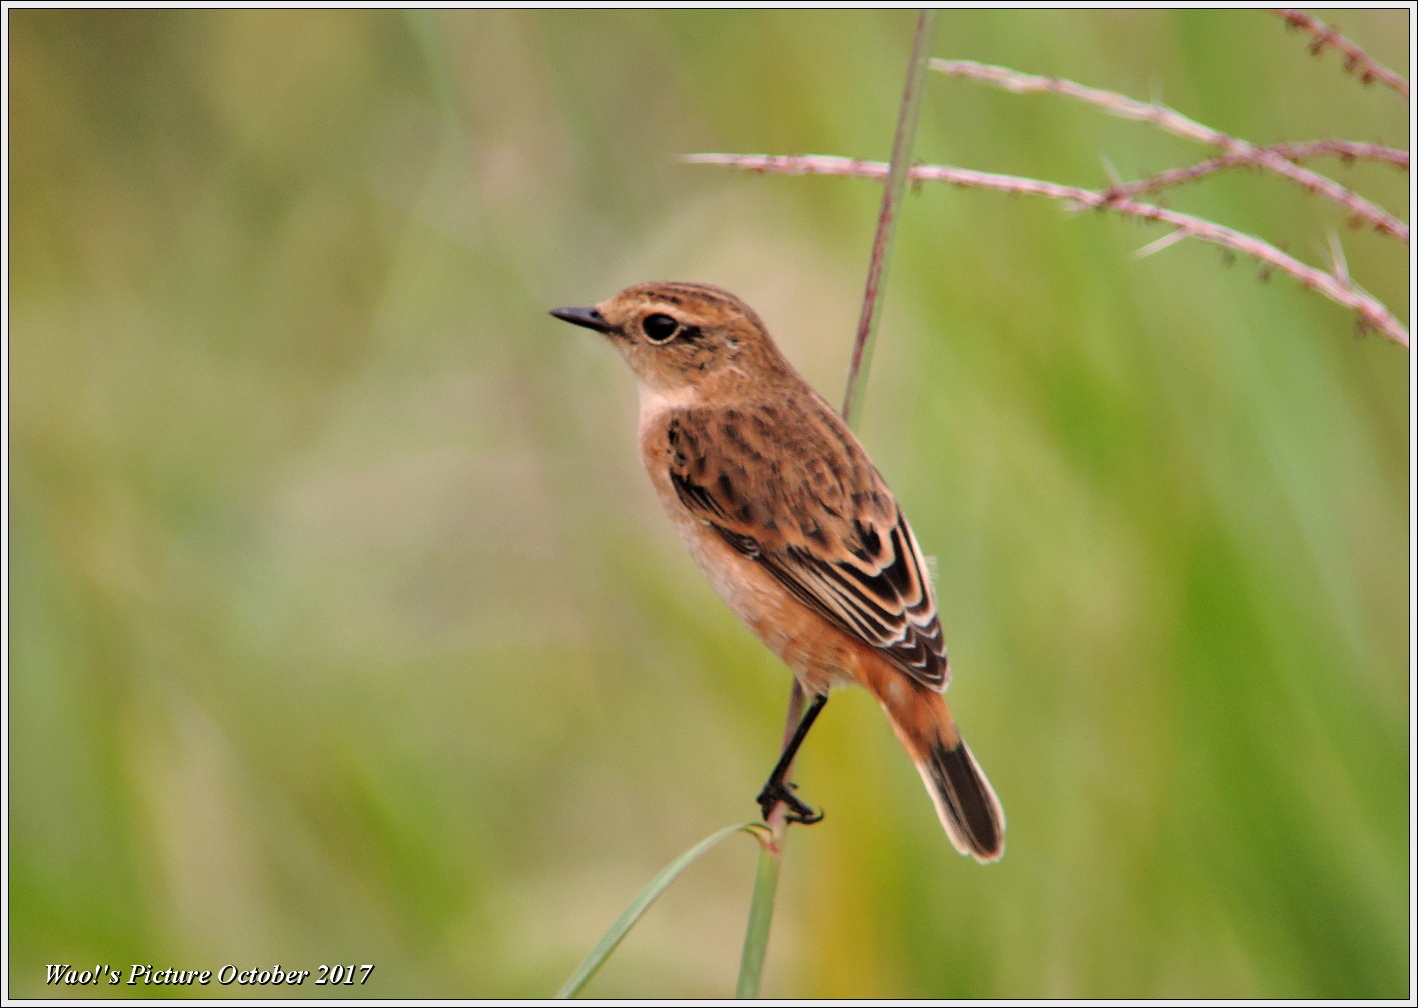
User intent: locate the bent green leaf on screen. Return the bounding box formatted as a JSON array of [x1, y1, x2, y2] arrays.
[[556, 822, 769, 998]]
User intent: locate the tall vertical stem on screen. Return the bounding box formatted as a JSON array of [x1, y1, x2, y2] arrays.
[[738, 11, 939, 998], [842, 9, 938, 431], [734, 839, 783, 998]]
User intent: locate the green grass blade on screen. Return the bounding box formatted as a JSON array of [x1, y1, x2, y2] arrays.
[[556, 823, 767, 998], [734, 842, 782, 998]]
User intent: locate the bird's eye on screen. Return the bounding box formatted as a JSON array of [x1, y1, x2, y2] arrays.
[[642, 313, 679, 343]]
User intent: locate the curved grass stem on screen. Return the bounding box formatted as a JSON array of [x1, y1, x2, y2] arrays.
[[557, 823, 770, 998]]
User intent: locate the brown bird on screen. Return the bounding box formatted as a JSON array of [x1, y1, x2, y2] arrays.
[[552, 281, 1004, 862]]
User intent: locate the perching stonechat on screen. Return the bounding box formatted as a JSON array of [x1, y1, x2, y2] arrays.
[[552, 281, 1004, 862]]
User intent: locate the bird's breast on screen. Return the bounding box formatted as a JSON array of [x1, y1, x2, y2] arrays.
[[635, 406, 857, 695]]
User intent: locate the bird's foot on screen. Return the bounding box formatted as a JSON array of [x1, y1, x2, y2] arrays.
[[756, 780, 824, 825]]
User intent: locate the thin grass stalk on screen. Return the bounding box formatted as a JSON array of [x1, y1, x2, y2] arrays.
[[931, 59, 1408, 241], [1273, 8, 1410, 98], [1111, 143, 1409, 202], [735, 839, 783, 998], [735, 11, 939, 1000], [842, 10, 940, 429], [1262, 140, 1409, 169], [733, 682, 803, 997], [682, 153, 1408, 348], [557, 823, 769, 998]]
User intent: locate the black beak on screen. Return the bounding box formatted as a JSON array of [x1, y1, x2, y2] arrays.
[[550, 305, 612, 333]]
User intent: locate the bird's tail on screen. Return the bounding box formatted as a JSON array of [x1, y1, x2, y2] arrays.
[[873, 680, 1005, 863]]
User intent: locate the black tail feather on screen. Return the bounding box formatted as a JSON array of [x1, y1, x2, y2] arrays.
[[923, 739, 1005, 862]]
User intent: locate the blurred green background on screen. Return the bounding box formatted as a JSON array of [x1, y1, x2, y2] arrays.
[[9, 9, 1409, 999]]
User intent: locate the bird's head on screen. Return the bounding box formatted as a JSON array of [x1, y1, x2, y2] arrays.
[[551, 281, 790, 396]]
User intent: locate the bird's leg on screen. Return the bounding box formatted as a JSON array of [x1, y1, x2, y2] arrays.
[[756, 691, 829, 824]]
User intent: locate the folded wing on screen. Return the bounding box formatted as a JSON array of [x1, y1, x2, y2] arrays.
[[664, 403, 949, 691]]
